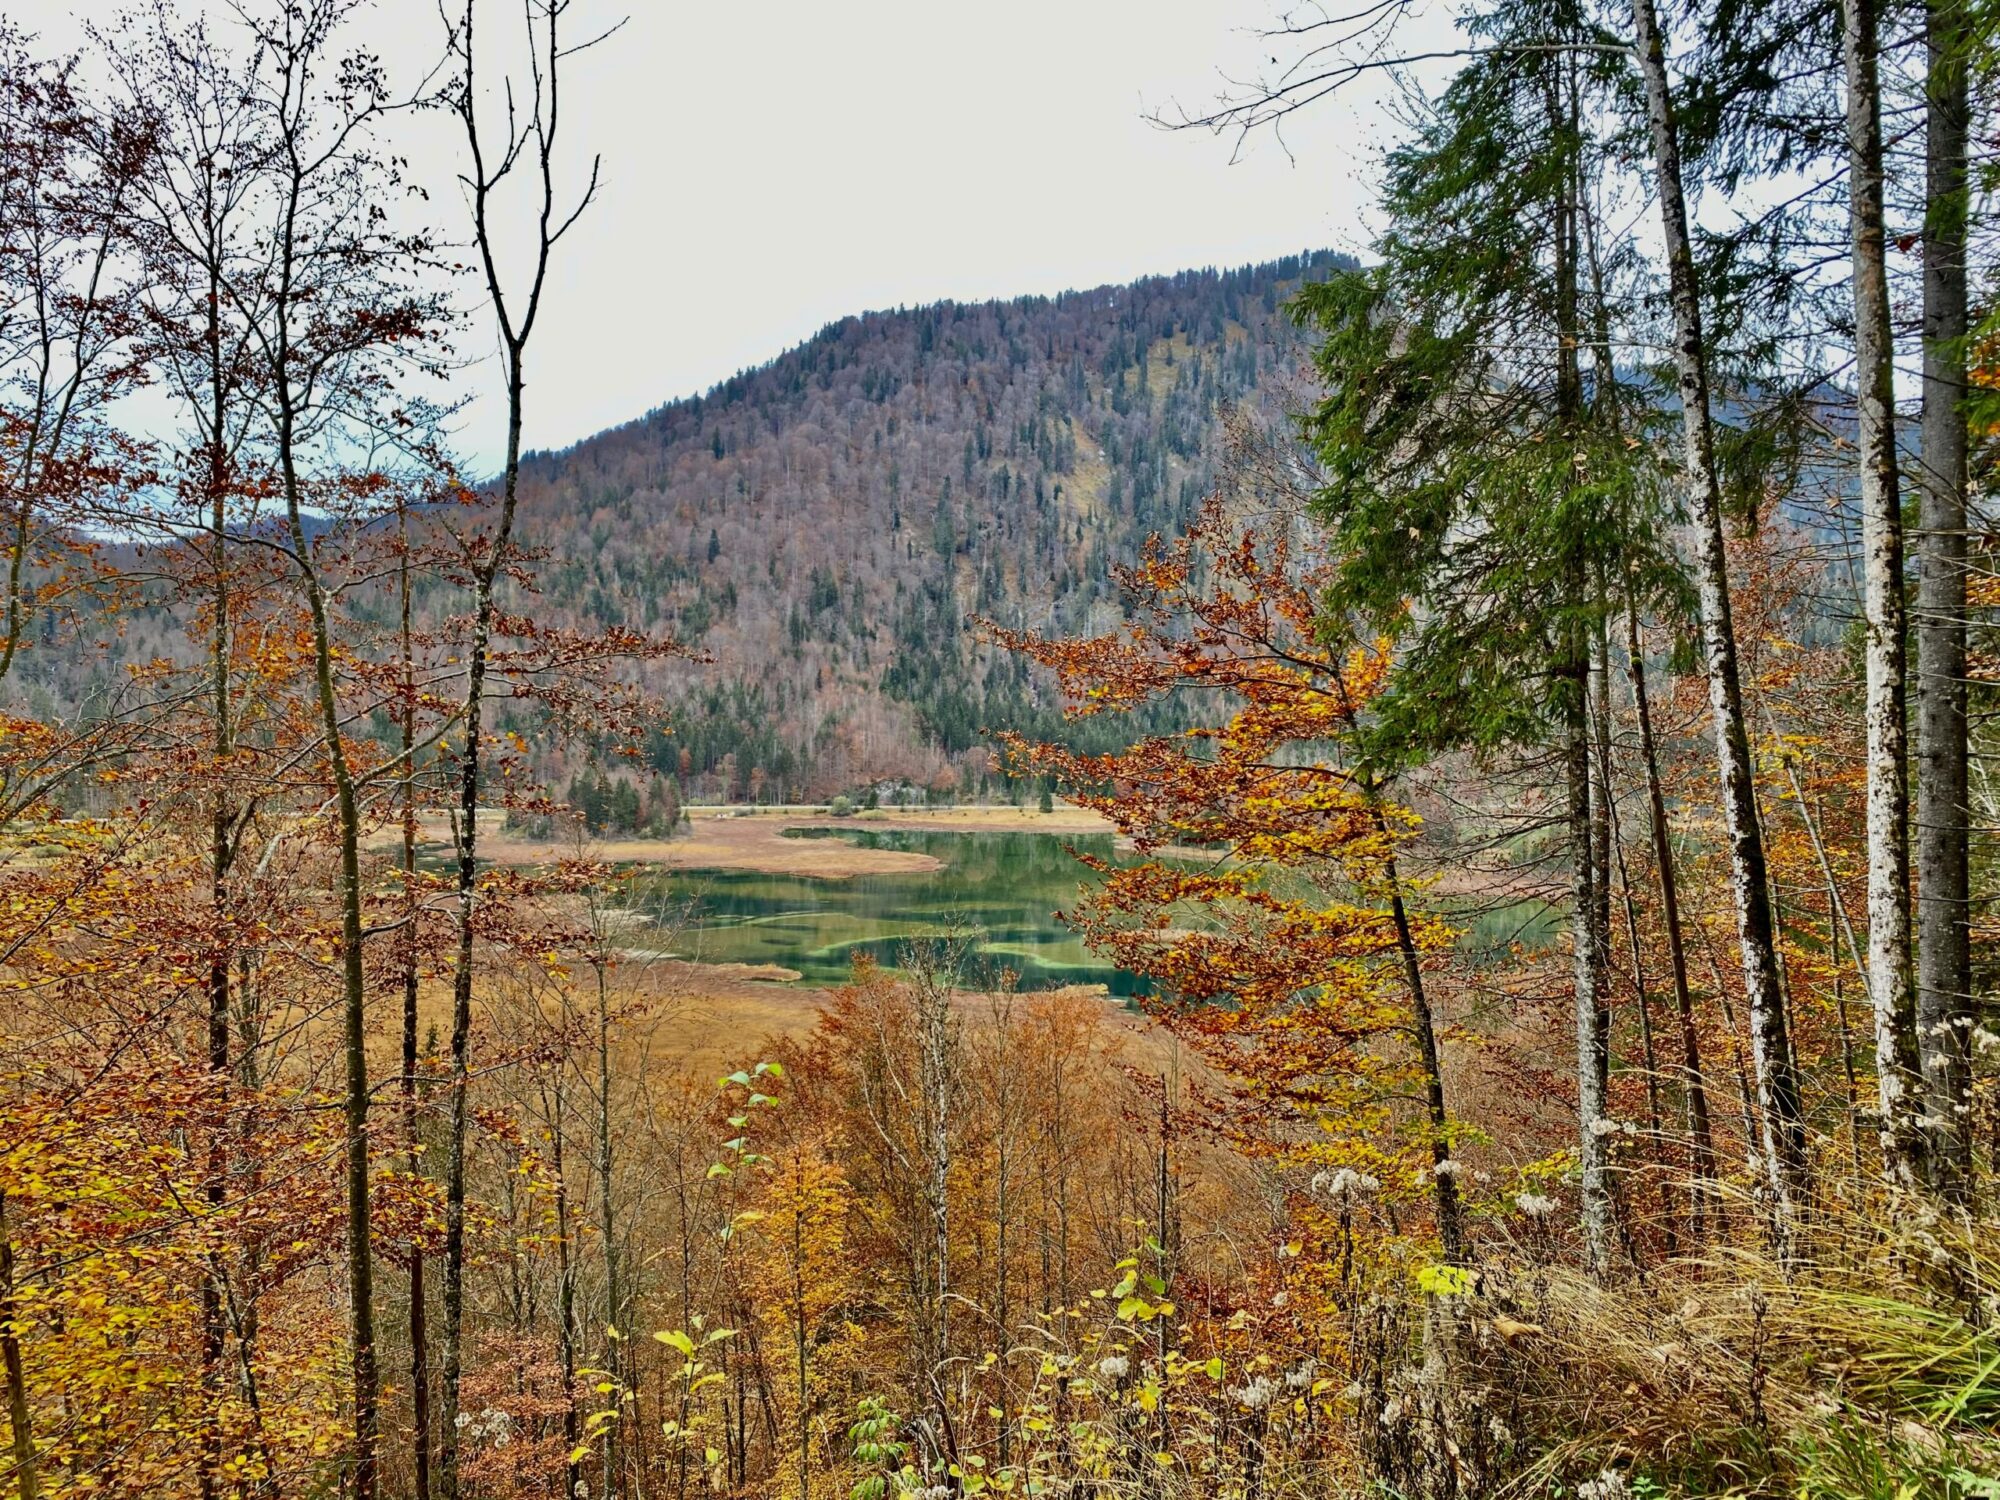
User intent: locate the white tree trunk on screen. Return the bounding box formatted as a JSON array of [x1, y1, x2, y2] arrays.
[[1628, 0, 1811, 1230], [1844, 0, 1927, 1189]]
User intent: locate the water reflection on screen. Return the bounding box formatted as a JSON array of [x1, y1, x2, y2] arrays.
[[620, 827, 1155, 995], [615, 825, 1560, 995]]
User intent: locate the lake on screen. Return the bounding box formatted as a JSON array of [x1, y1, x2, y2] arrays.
[[623, 826, 1154, 995], [616, 823, 1560, 996]]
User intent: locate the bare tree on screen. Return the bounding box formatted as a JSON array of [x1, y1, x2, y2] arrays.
[[0, 28, 147, 689], [99, 18, 273, 1489], [434, 2, 605, 1494]]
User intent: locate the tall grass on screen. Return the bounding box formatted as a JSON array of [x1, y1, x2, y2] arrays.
[[1410, 1176, 2000, 1498]]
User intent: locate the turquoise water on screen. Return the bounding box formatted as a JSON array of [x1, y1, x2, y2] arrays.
[[621, 827, 1155, 995], [616, 825, 1558, 994]]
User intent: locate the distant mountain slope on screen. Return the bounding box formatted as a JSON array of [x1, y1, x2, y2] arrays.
[[505, 251, 1352, 804]]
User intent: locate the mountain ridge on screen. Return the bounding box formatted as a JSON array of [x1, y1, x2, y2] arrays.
[[494, 250, 1355, 815]]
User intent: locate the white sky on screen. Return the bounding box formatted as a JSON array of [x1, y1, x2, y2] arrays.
[[30, 0, 1459, 471]]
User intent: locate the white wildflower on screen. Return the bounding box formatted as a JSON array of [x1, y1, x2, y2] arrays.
[[1515, 1192, 1556, 1218], [1234, 1376, 1278, 1410], [1284, 1361, 1315, 1389], [462, 1407, 515, 1444], [1432, 1158, 1463, 1180], [1577, 1473, 1631, 1500], [1315, 1167, 1380, 1198], [1589, 1117, 1621, 1138], [1097, 1355, 1130, 1381]]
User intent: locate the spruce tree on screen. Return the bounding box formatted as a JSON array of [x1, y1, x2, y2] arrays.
[[1295, 0, 1691, 1268]]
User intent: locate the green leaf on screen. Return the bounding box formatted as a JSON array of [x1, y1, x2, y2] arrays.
[[1414, 1263, 1475, 1297]]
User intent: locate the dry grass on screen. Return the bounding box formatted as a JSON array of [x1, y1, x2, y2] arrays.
[[403, 803, 1112, 879], [1403, 1179, 2000, 1498]]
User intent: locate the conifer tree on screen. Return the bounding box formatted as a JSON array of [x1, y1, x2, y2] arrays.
[[1626, 0, 1813, 1226], [1294, 0, 1689, 1266], [1915, 0, 1975, 1195]]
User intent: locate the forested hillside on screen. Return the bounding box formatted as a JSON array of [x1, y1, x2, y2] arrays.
[[503, 254, 1349, 802], [4, 0, 1999, 1497]]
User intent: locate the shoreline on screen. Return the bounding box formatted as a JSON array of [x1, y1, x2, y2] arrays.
[[408, 801, 1115, 880]]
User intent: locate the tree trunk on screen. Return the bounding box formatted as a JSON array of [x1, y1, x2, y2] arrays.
[[1843, 0, 1927, 1189], [1546, 42, 1613, 1273], [1379, 819, 1462, 1262], [1590, 622, 1616, 991], [1628, 0, 1810, 1233], [201, 489, 232, 1500], [200, 225, 241, 1500], [792, 1151, 811, 1500], [1, 1194, 37, 1500], [1568, 641, 1611, 1270], [436, 618, 489, 1500], [915, 957, 954, 1391], [551, 1076, 581, 1500], [281, 457, 378, 1499], [593, 953, 621, 1500], [399, 510, 433, 1500], [1915, 0, 1973, 1197], [1603, 710, 1673, 1254], [1625, 608, 1718, 1230]]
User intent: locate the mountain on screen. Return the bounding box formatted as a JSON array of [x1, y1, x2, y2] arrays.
[[500, 251, 1354, 808]]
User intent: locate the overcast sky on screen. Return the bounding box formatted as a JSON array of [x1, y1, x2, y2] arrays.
[[37, 0, 1456, 470]]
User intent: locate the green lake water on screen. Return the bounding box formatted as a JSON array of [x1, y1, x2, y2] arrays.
[[623, 827, 1154, 995], [617, 825, 1558, 995]]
